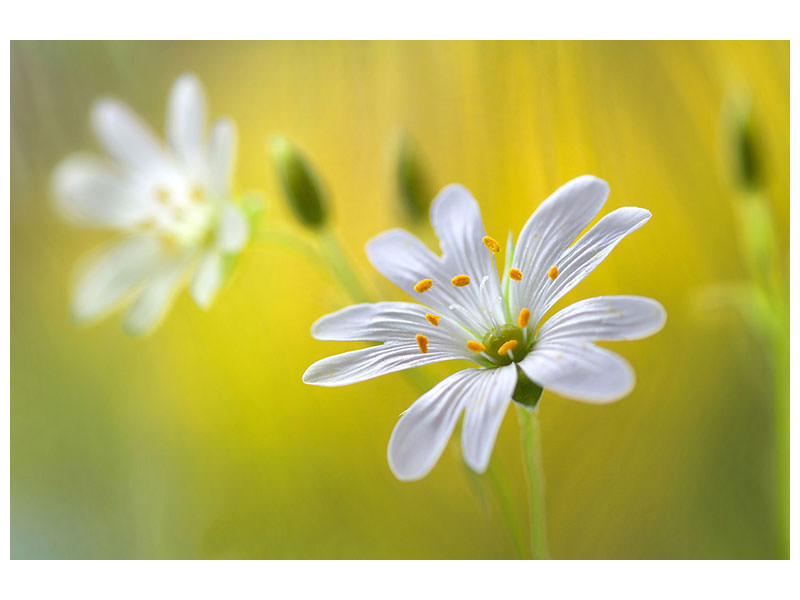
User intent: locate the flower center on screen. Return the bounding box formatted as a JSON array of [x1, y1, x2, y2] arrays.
[[480, 324, 532, 366], [146, 182, 216, 249]]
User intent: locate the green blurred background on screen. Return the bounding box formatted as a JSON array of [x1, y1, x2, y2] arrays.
[[10, 41, 789, 559]]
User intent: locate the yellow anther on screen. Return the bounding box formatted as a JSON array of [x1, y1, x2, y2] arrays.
[[451, 274, 471, 287], [498, 340, 518, 356], [416, 334, 429, 354], [190, 185, 205, 202], [518, 308, 531, 328], [466, 340, 486, 353], [414, 279, 433, 293], [155, 187, 170, 203], [425, 313, 440, 327], [548, 265, 559, 280], [482, 236, 500, 253], [508, 268, 523, 281]]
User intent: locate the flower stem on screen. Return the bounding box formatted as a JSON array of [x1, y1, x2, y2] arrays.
[[253, 223, 370, 304], [516, 405, 550, 559], [317, 228, 371, 304], [486, 460, 529, 559]]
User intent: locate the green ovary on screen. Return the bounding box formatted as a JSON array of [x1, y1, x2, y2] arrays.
[[481, 324, 533, 366]]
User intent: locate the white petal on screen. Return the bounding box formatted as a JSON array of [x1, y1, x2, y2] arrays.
[[537, 296, 666, 343], [429, 185, 505, 327], [510, 175, 609, 320], [70, 236, 161, 322], [302, 341, 462, 387], [123, 257, 188, 335], [216, 203, 249, 253], [460, 365, 517, 473], [366, 229, 455, 309], [365, 229, 494, 334], [518, 341, 634, 403], [388, 368, 493, 481], [51, 154, 150, 227], [532, 207, 651, 323], [310, 302, 472, 354], [91, 99, 165, 172], [208, 117, 236, 196], [166, 73, 206, 170], [190, 250, 223, 309]]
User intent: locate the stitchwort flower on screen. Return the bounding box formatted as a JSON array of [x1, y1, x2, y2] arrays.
[[303, 176, 665, 480], [52, 74, 251, 334]]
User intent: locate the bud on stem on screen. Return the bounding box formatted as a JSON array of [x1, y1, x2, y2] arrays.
[[394, 134, 431, 223], [269, 135, 328, 228]]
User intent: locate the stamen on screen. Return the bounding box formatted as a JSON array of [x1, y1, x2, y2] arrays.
[[497, 340, 518, 356], [451, 275, 471, 287], [155, 187, 170, 203], [518, 308, 531, 328], [548, 265, 559, 280], [190, 186, 205, 203], [482, 236, 501, 253], [508, 268, 523, 281], [425, 313, 440, 327], [467, 341, 486, 353], [414, 279, 433, 293], [416, 334, 429, 354]]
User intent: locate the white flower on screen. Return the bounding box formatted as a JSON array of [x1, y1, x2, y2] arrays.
[[51, 73, 251, 334], [303, 176, 666, 480]]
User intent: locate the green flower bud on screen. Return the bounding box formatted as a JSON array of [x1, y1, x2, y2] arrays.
[[269, 136, 328, 228], [394, 135, 431, 223], [723, 94, 763, 191]]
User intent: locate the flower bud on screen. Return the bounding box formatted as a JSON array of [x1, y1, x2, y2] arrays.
[[723, 94, 763, 191], [269, 136, 328, 228], [394, 135, 431, 223]]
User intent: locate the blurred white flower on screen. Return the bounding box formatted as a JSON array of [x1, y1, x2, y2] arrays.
[[304, 176, 666, 480], [52, 73, 250, 334]]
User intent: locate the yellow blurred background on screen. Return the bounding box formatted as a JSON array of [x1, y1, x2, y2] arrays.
[[10, 41, 789, 559]]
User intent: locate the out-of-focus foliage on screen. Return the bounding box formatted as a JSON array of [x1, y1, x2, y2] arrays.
[[10, 41, 788, 559]]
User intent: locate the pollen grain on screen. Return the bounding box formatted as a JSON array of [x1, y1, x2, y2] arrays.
[[548, 265, 559, 280], [508, 268, 523, 281], [416, 334, 429, 354], [517, 308, 531, 328], [451, 275, 471, 287], [425, 313, 440, 327]]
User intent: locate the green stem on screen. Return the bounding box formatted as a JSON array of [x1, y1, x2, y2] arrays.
[[317, 228, 371, 304], [772, 297, 789, 559], [486, 460, 529, 559], [253, 223, 370, 305], [516, 405, 550, 559], [252, 223, 324, 267]]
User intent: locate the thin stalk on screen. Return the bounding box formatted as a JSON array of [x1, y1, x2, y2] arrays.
[[252, 223, 325, 267], [771, 297, 789, 559], [318, 228, 371, 303], [253, 224, 370, 305], [486, 460, 529, 559], [516, 405, 550, 559]]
